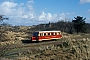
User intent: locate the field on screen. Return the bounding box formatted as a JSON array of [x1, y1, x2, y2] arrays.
[[0, 26, 90, 60]]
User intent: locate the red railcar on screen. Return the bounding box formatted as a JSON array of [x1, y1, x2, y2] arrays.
[[31, 31, 62, 41]]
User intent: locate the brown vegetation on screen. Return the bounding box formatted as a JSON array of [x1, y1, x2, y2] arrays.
[[0, 25, 90, 60]]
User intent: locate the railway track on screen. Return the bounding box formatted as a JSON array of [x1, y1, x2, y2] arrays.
[[0, 40, 62, 50]]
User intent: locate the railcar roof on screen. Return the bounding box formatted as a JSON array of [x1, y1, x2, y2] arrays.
[[34, 31, 61, 33]]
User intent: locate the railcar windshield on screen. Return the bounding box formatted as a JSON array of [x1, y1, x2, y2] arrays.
[[33, 32, 38, 36]]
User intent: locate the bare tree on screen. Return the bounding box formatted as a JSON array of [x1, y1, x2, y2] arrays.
[[0, 15, 8, 25], [0, 15, 9, 42]]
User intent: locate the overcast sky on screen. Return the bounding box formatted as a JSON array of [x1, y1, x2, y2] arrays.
[[0, 0, 90, 26]]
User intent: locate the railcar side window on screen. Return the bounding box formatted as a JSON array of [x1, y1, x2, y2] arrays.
[[39, 33, 41, 36], [46, 33, 48, 36], [51, 33, 54, 35], [53, 33, 54, 35], [44, 33, 46, 36], [59, 32, 61, 34], [40, 33, 43, 36], [57, 32, 59, 35], [55, 33, 57, 35], [48, 33, 50, 35], [59, 32, 61, 35]]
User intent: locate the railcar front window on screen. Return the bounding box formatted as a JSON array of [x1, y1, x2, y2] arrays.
[[33, 32, 38, 36]]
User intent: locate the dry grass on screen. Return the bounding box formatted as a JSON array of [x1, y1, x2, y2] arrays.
[[0, 26, 90, 60]]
